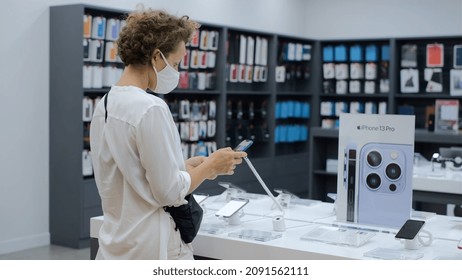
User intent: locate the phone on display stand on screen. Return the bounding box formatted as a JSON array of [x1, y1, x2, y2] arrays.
[[395, 219, 425, 240], [215, 198, 249, 218], [234, 139, 253, 152]]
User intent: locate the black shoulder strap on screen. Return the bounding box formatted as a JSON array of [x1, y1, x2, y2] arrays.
[[104, 92, 109, 123]]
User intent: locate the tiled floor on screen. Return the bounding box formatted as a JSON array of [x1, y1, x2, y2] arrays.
[[0, 245, 90, 260]]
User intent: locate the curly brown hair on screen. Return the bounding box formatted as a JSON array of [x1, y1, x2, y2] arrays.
[[116, 9, 199, 66]]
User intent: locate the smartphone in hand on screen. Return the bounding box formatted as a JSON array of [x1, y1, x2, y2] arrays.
[[234, 139, 253, 152]]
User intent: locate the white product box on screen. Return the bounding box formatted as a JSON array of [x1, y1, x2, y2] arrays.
[[326, 159, 338, 173]]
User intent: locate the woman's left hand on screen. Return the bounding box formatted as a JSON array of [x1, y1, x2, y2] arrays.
[[185, 156, 206, 171]]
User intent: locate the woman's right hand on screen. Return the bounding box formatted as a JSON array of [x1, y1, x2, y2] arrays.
[[186, 147, 247, 193], [206, 147, 247, 176]]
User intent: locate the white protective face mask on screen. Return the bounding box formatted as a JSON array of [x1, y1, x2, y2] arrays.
[[152, 51, 180, 94]]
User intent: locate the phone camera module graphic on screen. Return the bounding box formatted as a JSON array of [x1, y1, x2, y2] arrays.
[[366, 150, 382, 167], [385, 163, 401, 180], [366, 173, 381, 189], [358, 142, 413, 228], [362, 149, 405, 191], [363, 150, 403, 191]]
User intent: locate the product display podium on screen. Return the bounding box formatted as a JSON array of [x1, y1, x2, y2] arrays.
[[90, 192, 462, 260]]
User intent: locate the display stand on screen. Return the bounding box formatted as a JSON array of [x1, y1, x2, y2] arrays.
[[228, 229, 282, 242], [364, 248, 424, 260], [243, 156, 286, 232], [227, 213, 242, 225], [300, 225, 376, 247]]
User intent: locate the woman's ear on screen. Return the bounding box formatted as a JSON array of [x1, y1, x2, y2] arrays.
[[152, 49, 161, 61]]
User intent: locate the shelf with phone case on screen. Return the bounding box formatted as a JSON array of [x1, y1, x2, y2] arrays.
[[164, 95, 219, 159], [275, 36, 313, 93], [226, 29, 272, 92], [272, 37, 313, 155], [275, 97, 310, 155], [225, 95, 271, 158], [397, 37, 462, 131], [168, 23, 224, 160], [321, 40, 391, 95], [318, 39, 391, 130], [319, 98, 388, 129], [82, 9, 125, 91], [50, 4, 129, 248], [81, 7, 126, 180], [178, 26, 221, 91]]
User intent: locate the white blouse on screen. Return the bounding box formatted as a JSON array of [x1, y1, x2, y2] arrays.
[[90, 85, 191, 259]]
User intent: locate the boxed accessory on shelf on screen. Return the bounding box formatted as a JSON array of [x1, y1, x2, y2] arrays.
[[435, 99, 459, 134]]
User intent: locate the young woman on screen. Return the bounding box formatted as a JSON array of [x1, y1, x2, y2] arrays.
[[90, 8, 246, 260]]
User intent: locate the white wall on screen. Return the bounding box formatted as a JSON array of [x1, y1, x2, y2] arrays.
[[304, 0, 462, 39], [0, 0, 461, 255]]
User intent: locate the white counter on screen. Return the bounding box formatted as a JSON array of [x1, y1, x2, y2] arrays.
[[90, 193, 462, 260]]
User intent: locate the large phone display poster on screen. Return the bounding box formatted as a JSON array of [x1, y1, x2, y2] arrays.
[[336, 113, 415, 229]]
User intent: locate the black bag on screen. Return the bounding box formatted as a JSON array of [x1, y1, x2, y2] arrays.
[[164, 194, 203, 243]]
